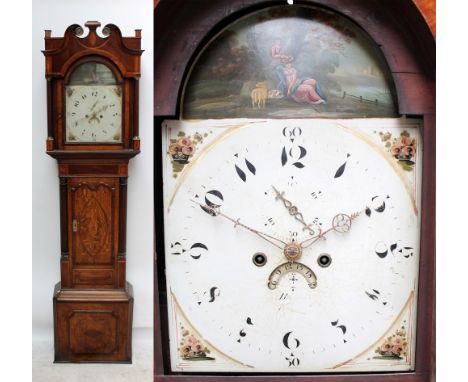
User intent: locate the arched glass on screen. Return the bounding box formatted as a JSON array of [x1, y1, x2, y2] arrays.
[[69, 62, 117, 85]]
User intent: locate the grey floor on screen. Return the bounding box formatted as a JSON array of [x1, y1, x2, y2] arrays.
[[32, 327, 153, 382]]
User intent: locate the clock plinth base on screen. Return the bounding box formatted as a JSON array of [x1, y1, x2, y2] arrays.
[[53, 282, 133, 363]]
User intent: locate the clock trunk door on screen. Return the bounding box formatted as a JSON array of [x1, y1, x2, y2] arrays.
[[69, 177, 119, 288]]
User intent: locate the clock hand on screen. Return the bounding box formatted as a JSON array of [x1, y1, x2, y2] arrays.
[[88, 103, 112, 123], [90, 100, 99, 112], [94, 104, 110, 114], [272, 185, 320, 236], [191, 199, 287, 250], [299, 210, 362, 249]]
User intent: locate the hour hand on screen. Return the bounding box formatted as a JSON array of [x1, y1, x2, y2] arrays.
[[90, 100, 99, 112], [191, 199, 287, 250], [95, 104, 110, 114], [272, 185, 319, 236]]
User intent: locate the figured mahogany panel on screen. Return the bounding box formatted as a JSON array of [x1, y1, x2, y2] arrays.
[[69, 310, 118, 354], [67, 164, 120, 175], [72, 269, 114, 286], [70, 178, 118, 267]]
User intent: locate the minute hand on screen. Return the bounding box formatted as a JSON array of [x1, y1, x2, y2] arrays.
[[299, 210, 362, 248], [191, 200, 287, 250]]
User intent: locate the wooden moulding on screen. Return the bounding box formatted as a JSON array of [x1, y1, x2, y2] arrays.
[[54, 281, 133, 302], [47, 149, 140, 160], [43, 21, 143, 79]]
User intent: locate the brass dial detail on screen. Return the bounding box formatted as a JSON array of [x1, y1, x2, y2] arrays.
[[283, 242, 302, 261]]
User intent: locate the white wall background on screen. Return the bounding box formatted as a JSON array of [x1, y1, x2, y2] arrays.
[[32, 0, 154, 335]]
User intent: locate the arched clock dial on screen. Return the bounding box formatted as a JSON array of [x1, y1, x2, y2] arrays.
[[65, 62, 123, 143], [162, 118, 422, 372], [65, 84, 122, 142]]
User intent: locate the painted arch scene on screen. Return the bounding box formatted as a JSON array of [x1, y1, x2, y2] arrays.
[[183, 5, 397, 119]]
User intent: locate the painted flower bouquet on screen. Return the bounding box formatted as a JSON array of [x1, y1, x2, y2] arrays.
[[179, 328, 214, 361], [378, 130, 417, 171], [374, 326, 408, 360], [390, 131, 417, 171], [169, 136, 195, 165], [168, 131, 207, 177]]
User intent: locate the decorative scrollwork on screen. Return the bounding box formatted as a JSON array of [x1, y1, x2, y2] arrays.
[[332, 213, 352, 233], [74, 26, 84, 37], [102, 26, 111, 37], [272, 186, 319, 236]]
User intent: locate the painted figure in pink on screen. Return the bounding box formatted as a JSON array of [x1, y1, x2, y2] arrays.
[[271, 39, 291, 62], [271, 39, 282, 59], [271, 40, 292, 95], [283, 61, 327, 105], [270, 41, 327, 105]]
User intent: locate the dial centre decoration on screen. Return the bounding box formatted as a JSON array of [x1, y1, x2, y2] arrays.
[[283, 242, 302, 261]]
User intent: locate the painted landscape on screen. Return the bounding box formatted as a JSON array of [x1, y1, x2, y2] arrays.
[[183, 6, 397, 119]]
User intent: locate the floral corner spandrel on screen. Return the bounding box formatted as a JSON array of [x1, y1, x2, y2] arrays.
[[377, 130, 417, 172], [179, 324, 215, 361], [374, 324, 408, 360], [168, 131, 212, 177]]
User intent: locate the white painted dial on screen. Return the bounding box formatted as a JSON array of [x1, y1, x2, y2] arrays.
[[162, 119, 421, 373], [65, 85, 122, 143]]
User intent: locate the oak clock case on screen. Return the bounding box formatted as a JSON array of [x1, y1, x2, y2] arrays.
[[42, 21, 143, 363], [154, 1, 435, 380]]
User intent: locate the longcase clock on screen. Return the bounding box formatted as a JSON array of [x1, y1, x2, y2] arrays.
[[42, 21, 143, 363]]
